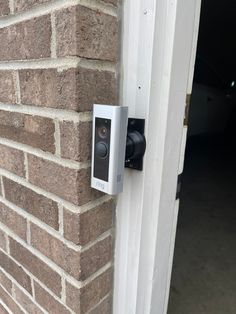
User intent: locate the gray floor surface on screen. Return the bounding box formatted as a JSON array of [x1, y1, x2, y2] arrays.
[[168, 136, 236, 314]]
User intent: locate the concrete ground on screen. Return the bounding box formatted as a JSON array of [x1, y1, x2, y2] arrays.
[[168, 135, 236, 314]]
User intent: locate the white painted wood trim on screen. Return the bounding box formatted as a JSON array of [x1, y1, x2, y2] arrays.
[[113, 0, 157, 312], [113, 0, 201, 313]]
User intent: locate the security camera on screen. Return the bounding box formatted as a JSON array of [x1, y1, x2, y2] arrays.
[[91, 104, 128, 195]]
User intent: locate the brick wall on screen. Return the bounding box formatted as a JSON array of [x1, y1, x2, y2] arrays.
[[0, 0, 119, 313]]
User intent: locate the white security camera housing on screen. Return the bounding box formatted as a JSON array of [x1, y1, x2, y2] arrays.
[[91, 104, 128, 195]]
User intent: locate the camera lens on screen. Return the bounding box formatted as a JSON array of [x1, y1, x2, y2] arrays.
[[98, 126, 108, 139]]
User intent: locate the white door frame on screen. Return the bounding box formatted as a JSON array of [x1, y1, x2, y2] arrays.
[[113, 0, 202, 313]]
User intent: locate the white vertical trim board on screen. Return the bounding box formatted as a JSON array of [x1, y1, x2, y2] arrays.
[[114, 0, 157, 313], [114, 0, 201, 313]]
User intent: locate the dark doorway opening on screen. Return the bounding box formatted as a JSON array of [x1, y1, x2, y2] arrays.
[[168, 0, 236, 313]]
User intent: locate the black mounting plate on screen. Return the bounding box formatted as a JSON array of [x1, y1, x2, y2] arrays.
[[125, 118, 145, 171]]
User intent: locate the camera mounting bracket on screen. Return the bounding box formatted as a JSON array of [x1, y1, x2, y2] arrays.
[[125, 118, 146, 171]]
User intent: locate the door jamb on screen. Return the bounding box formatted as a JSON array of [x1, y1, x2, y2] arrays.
[[113, 0, 202, 313]]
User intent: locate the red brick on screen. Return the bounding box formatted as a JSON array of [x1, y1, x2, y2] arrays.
[[0, 303, 8, 314], [30, 223, 80, 279], [102, 0, 118, 5], [0, 0, 10, 16], [0, 229, 6, 251], [60, 121, 92, 162], [3, 178, 59, 230], [31, 223, 112, 280], [14, 0, 50, 12], [0, 144, 25, 177], [87, 295, 112, 314], [28, 154, 101, 206], [19, 68, 76, 110], [0, 250, 32, 294], [9, 238, 62, 296], [19, 67, 117, 112], [0, 111, 55, 153], [14, 284, 44, 314], [0, 202, 27, 241], [56, 5, 118, 61], [63, 199, 114, 245], [34, 282, 70, 314], [0, 269, 12, 293], [66, 268, 113, 313], [0, 71, 17, 103], [80, 236, 113, 280], [0, 286, 24, 314], [0, 15, 51, 61]]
